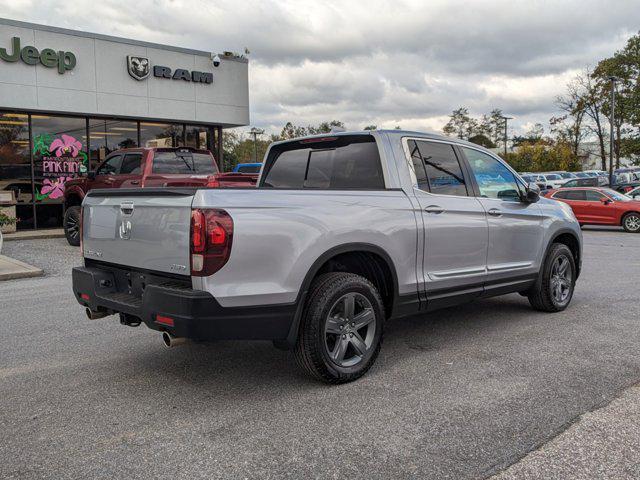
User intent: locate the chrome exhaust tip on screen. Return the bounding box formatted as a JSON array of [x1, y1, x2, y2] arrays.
[[161, 331, 188, 348], [86, 308, 108, 320]]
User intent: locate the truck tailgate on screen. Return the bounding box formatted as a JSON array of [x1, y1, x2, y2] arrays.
[[82, 189, 194, 275]]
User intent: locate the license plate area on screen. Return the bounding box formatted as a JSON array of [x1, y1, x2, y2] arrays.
[[85, 259, 191, 299]]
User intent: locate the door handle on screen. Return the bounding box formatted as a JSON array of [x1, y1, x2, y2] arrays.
[[130, 180, 140, 185], [488, 208, 502, 217], [424, 205, 444, 214]]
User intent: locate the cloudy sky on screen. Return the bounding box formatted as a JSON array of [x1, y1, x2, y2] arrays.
[[2, 0, 639, 137]]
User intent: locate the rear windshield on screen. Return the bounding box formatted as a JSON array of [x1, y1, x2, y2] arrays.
[[261, 135, 385, 189], [152, 151, 219, 174]]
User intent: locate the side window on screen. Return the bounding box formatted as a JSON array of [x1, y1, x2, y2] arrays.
[[407, 140, 429, 190], [414, 140, 468, 196], [262, 149, 308, 188], [120, 154, 142, 175], [96, 155, 122, 175], [585, 190, 606, 201], [462, 147, 522, 201], [564, 190, 586, 201], [552, 191, 569, 199]]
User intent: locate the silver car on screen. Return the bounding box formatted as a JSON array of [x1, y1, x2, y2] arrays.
[[73, 130, 583, 383]]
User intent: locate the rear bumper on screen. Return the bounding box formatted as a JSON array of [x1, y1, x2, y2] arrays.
[[72, 266, 295, 341]]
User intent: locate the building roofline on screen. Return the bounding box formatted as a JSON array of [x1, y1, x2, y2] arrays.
[[0, 17, 248, 63]]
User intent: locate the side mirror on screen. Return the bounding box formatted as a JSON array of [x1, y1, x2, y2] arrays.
[[601, 197, 611, 205], [87, 171, 96, 181], [524, 182, 540, 203]]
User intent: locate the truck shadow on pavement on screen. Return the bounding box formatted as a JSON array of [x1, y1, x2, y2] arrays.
[[94, 293, 546, 394]]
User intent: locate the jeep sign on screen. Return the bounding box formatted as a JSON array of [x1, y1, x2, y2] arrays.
[[0, 37, 76, 74]]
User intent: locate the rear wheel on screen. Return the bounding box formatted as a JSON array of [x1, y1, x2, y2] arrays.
[[622, 213, 640, 233], [294, 272, 384, 383], [528, 243, 576, 312], [63, 206, 81, 246]]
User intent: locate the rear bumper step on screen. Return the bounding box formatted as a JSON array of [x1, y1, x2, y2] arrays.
[[72, 266, 295, 341]]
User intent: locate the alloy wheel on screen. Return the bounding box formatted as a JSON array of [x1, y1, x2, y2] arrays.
[[324, 292, 376, 367], [625, 214, 640, 232], [550, 254, 572, 305], [66, 211, 80, 241]]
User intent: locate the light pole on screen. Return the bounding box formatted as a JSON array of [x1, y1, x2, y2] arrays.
[[608, 76, 618, 186], [499, 116, 513, 157], [248, 127, 265, 163]]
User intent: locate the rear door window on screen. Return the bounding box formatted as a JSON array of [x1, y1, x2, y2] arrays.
[[120, 154, 142, 174], [556, 190, 586, 201], [262, 136, 384, 189], [413, 141, 468, 196]]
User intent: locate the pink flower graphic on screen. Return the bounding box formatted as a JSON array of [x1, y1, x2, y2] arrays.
[[49, 134, 82, 158], [40, 177, 71, 200]]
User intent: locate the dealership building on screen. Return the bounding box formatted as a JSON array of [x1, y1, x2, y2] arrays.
[[0, 18, 249, 230]]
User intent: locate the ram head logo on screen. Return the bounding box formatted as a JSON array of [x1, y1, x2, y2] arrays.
[[127, 56, 150, 81]]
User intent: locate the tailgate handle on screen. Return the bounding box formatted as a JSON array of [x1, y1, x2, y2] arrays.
[[120, 201, 134, 216]]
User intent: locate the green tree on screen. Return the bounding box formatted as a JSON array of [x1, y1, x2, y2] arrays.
[[363, 125, 377, 130], [442, 107, 477, 140]]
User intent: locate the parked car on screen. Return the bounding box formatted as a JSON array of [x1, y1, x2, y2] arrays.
[[548, 187, 640, 232], [561, 176, 609, 188], [626, 186, 640, 200], [233, 162, 263, 174], [72, 130, 582, 383], [613, 171, 640, 194], [63, 147, 258, 246]]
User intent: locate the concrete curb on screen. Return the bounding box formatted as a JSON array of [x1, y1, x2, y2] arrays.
[[4, 229, 65, 241], [0, 255, 44, 281]]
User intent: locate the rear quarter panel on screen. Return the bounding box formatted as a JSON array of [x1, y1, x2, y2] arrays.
[[192, 189, 419, 308]]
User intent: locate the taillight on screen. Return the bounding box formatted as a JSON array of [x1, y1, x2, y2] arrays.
[[190, 208, 233, 276]]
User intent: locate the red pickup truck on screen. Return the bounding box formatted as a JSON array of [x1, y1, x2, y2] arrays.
[[63, 147, 256, 245]]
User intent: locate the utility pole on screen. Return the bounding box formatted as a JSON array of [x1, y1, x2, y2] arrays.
[[608, 76, 618, 186], [248, 127, 265, 163], [500, 116, 513, 157]]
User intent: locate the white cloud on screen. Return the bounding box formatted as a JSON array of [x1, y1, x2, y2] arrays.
[[1, 0, 638, 136]]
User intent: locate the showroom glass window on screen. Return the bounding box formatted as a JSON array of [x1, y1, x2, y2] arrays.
[[0, 112, 33, 228], [31, 115, 88, 228], [89, 119, 138, 168], [185, 125, 212, 151], [140, 122, 184, 148]]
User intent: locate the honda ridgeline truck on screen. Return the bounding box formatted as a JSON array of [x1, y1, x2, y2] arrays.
[[72, 130, 582, 383]]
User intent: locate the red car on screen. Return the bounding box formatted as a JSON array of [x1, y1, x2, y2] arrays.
[[546, 187, 640, 233], [63, 147, 257, 245]]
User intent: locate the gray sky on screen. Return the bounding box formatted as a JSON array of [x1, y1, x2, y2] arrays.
[[2, 0, 638, 136]]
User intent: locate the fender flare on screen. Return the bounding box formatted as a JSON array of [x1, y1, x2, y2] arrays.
[[536, 228, 582, 290], [64, 187, 86, 209], [283, 243, 399, 347]]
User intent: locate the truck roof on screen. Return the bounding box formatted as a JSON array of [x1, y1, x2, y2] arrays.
[[269, 129, 492, 152]]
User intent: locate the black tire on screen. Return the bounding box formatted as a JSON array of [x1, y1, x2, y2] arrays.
[[622, 212, 640, 233], [528, 243, 576, 312], [294, 272, 384, 384], [63, 206, 81, 246]]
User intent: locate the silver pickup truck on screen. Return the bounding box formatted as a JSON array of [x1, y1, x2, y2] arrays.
[[72, 130, 582, 383]]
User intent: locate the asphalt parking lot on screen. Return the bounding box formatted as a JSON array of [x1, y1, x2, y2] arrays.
[[1, 228, 640, 479]]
